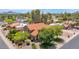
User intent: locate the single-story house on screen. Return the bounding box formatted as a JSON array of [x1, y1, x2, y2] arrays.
[[26, 23, 48, 41], [16, 23, 28, 28], [63, 21, 76, 29], [16, 17, 27, 23], [7, 22, 28, 30], [8, 22, 20, 28], [52, 15, 58, 22]]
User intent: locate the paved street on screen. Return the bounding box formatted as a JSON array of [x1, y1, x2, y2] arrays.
[[0, 36, 8, 49], [60, 34, 79, 49], [0, 26, 15, 49]]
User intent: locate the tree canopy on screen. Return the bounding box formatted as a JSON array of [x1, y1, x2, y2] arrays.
[[13, 31, 29, 41], [27, 18, 33, 23], [7, 29, 30, 45], [31, 9, 41, 23], [4, 19, 14, 24], [38, 26, 63, 48]]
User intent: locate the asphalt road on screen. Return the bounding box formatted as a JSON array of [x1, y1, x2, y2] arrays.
[[0, 36, 8, 49], [60, 34, 79, 49]]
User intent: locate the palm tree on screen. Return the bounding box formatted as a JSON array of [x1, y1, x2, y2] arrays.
[[31, 9, 41, 23]]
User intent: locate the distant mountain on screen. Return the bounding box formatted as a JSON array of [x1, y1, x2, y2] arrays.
[[0, 11, 25, 14], [2, 11, 17, 14]]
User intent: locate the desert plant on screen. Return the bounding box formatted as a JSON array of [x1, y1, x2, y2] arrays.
[[26, 41, 30, 46], [32, 43, 37, 49]]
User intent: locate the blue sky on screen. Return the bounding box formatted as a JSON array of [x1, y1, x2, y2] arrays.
[[0, 9, 79, 14], [41, 9, 79, 14]]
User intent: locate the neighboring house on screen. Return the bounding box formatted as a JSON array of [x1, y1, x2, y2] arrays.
[[8, 22, 20, 28], [63, 21, 76, 29], [16, 23, 28, 29], [8, 22, 28, 30], [16, 18, 27, 23], [73, 19, 79, 22], [27, 23, 48, 41], [49, 23, 63, 26], [52, 15, 58, 22]]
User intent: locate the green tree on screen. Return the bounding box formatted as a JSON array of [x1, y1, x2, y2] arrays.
[[7, 29, 30, 46], [73, 22, 79, 26], [41, 14, 48, 23], [4, 19, 14, 24], [63, 12, 72, 21], [13, 31, 29, 45], [31, 9, 41, 23], [26, 12, 31, 17], [10, 29, 18, 34], [47, 26, 63, 37], [47, 13, 53, 24], [27, 18, 33, 23], [41, 13, 53, 24], [38, 26, 63, 49], [7, 29, 18, 41]]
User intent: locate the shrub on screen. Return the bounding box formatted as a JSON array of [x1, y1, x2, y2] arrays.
[[3, 28, 7, 30], [1, 24, 5, 27], [18, 45, 22, 49], [40, 43, 53, 49], [32, 43, 37, 49], [26, 41, 30, 46], [10, 29, 18, 34]]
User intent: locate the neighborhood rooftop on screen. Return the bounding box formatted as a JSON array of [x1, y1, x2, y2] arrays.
[[27, 23, 48, 36]]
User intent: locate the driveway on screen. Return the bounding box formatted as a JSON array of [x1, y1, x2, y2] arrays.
[[60, 34, 79, 49], [0, 36, 9, 49]]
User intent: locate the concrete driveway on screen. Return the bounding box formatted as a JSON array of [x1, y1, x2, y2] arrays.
[[60, 34, 79, 49]]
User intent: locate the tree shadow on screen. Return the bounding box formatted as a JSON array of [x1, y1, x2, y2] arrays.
[[49, 45, 56, 49], [54, 38, 64, 43], [40, 43, 56, 49]]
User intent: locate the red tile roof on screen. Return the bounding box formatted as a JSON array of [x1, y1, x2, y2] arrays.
[[9, 22, 20, 28], [27, 23, 48, 37], [31, 30, 38, 37]]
